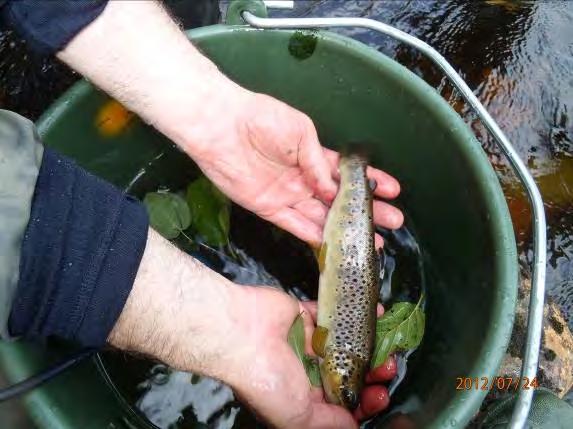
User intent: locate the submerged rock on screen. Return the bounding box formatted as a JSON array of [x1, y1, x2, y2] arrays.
[[539, 301, 573, 397], [497, 278, 573, 398]]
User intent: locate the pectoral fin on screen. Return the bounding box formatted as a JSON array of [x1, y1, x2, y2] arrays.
[[312, 326, 329, 358], [314, 242, 328, 273]]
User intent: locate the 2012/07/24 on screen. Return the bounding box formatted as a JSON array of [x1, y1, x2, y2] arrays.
[[455, 377, 539, 391]]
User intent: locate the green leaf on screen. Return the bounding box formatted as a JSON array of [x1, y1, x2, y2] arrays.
[[144, 192, 191, 240], [288, 314, 306, 362], [288, 314, 322, 387], [186, 177, 231, 247], [303, 356, 322, 387], [371, 295, 425, 368]]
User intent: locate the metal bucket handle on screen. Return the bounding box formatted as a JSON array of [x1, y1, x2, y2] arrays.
[[230, 1, 548, 428]]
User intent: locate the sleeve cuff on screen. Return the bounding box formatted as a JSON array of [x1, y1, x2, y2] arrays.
[[2, 0, 108, 56], [9, 147, 149, 348]]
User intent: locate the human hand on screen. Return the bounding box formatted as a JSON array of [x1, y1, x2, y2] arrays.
[[220, 286, 397, 429], [179, 88, 404, 248]]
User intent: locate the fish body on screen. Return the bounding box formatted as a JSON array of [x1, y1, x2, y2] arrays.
[[312, 154, 379, 409]]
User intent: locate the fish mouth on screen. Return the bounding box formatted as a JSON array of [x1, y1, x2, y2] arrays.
[[340, 386, 360, 410], [320, 358, 363, 410], [323, 378, 360, 410]]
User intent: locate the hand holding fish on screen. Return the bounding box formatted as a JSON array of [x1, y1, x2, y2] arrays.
[[181, 90, 404, 248], [224, 286, 397, 429]]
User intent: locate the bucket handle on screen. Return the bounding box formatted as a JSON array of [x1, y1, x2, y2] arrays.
[[236, 2, 547, 428]]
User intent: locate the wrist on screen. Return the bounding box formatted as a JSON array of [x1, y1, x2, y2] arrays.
[[163, 268, 246, 379], [170, 79, 253, 159], [107, 229, 243, 379]]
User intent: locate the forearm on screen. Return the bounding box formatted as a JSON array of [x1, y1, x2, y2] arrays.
[[57, 0, 243, 156], [108, 228, 244, 380]]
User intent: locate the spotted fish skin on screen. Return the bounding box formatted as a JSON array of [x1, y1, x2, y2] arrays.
[[313, 154, 379, 410]]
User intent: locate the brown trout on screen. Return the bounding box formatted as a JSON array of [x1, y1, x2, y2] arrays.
[[312, 154, 379, 410]]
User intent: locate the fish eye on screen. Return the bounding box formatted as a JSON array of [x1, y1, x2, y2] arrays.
[[341, 386, 359, 410]]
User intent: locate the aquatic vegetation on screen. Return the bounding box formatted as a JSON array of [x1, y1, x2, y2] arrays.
[[144, 192, 190, 239], [287, 315, 321, 387], [143, 176, 231, 247], [186, 177, 231, 247], [371, 295, 425, 368]]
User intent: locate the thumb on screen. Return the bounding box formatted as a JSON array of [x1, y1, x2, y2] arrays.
[[298, 117, 337, 202]]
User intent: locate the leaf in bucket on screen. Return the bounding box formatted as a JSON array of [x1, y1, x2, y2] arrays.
[[303, 356, 322, 387], [144, 192, 191, 240], [288, 314, 306, 361], [371, 295, 425, 368], [186, 177, 230, 247], [288, 314, 322, 387]]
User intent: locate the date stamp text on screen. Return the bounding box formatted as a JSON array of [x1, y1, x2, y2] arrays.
[[455, 377, 539, 391]]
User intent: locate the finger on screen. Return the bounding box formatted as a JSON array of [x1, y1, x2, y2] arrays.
[[324, 148, 341, 180], [301, 301, 318, 322], [359, 385, 390, 419], [310, 386, 324, 402], [307, 403, 358, 429], [367, 166, 401, 199], [299, 305, 316, 356], [299, 119, 338, 202], [377, 303, 384, 318], [373, 200, 404, 230], [366, 355, 397, 383], [292, 198, 329, 227], [375, 233, 385, 250], [265, 207, 323, 246]]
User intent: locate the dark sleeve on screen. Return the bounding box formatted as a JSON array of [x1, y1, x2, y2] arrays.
[[1, 0, 108, 55], [8, 147, 149, 348]]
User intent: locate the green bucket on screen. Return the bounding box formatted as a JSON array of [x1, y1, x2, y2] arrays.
[[0, 10, 518, 429]]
